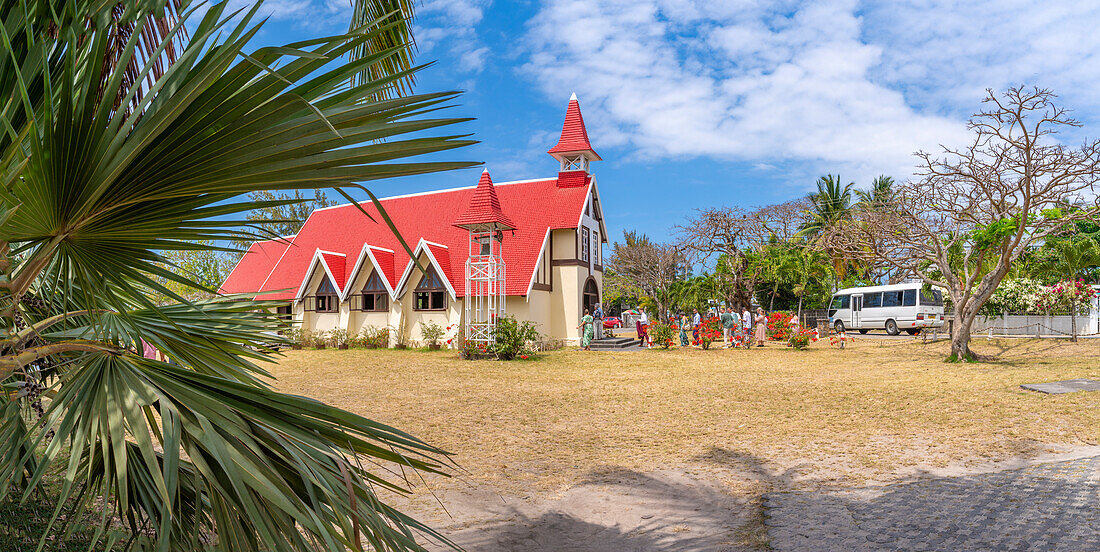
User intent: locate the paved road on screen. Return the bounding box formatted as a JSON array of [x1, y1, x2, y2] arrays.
[[765, 456, 1100, 551]]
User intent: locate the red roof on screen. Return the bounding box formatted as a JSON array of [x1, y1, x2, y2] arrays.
[[547, 94, 601, 160], [238, 175, 593, 300], [219, 237, 293, 294], [453, 170, 517, 230], [320, 251, 347, 289]]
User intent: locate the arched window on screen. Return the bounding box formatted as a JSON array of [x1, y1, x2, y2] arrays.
[[360, 271, 389, 312], [314, 277, 338, 313], [414, 265, 447, 311]]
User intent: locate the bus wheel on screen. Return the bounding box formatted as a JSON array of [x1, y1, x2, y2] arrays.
[[859, 329, 868, 334], [885, 319, 899, 335], [834, 320, 845, 333]]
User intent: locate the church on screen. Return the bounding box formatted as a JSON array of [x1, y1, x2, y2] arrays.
[[220, 95, 608, 346]]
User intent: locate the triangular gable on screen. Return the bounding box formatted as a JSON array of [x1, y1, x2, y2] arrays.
[[578, 179, 608, 240], [395, 239, 457, 300], [295, 249, 347, 302], [338, 244, 397, 302]]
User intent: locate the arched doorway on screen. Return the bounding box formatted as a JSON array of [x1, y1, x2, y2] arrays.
[[582, 277, 600, 316]]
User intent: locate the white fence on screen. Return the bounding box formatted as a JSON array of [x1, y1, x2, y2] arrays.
[[969, 314, 1096, 336]]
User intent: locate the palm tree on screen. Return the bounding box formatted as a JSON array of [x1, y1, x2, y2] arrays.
[[1033, 238, 1100, 341], [0, 2, 475, 550], [798, 174, 855, 240], [798, 174, 855, 287], [855, 175, 895, 207]]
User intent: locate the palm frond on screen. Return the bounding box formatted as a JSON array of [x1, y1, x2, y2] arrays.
[[0, 1, 475, 550]]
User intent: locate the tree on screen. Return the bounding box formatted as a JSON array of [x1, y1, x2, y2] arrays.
[[855, 175, 896, 207], [159, 240, 234, 303], [247, 189, 337, 238], [798, 174, 855, 240], [607, 231, 688, 322], [677, 201, 808, 311], [1032, 238, 1100, 341], [0, 2, 476, 550], [856, 87, 1100, 360]]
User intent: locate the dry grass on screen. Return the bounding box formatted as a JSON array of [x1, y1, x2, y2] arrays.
[[266, 338, 1100, 494]]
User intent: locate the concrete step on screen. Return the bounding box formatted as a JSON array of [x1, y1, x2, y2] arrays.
[[589, 337, 641, 349]]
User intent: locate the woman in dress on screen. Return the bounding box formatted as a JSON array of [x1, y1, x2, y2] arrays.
[[754, 307, 768, 347], [578, 308, 594, 350], [679, 313, 690, 347]]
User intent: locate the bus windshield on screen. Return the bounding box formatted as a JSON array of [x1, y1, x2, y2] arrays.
[[919, 288, 943, 306], [829, 295, 850, 309]]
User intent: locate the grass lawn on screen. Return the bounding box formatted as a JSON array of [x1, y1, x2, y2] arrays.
[[268, 338, 1100, 494]]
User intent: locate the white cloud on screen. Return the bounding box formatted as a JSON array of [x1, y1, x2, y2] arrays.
[[519, 0, 1100, 187], [414, 0, 492, 73]]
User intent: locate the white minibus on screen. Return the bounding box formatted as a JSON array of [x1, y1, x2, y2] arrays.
[[828, 283, 945, 335]]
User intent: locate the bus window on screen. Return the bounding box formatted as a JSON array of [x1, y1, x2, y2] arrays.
[[865, 292, 882, 308], [866, 290, 884, 307], [830, 295, 850, 309], [919, 289, 944, 306], [883, 291, 903, 307], [902, 289, 917, 307]]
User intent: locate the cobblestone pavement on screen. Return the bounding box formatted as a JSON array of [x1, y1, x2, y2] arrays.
[[764, 456, 1100, 551]]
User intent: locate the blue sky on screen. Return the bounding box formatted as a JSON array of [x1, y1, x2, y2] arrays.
[[228, 0, 1100, 243]]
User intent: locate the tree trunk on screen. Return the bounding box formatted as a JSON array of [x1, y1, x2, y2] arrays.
[[1071, 296, 1078, 342], [950, 310, 974, 361], [796, 295, 804, 319], [769, 281, 778, 311]]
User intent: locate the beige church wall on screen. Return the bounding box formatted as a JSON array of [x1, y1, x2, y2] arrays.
[[554, 265, 584, 344], [551, 228, 576, 259], [509, 291, 552, 339], [347, 310, 393, 337], [399, 252, 461, 346]]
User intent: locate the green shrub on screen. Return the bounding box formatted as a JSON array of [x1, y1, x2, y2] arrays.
[[357, 326, 391, 348], [490, 316, 541, 360], [649, 322, 675, 348], [328, 328, 349, 347], [421, 321, 445, 346]]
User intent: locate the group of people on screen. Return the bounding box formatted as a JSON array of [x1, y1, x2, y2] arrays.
[[578, 303, 605, 350], [578, 303, 775, 350], [636, 306, 771, 349]]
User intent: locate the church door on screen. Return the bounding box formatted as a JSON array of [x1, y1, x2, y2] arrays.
[[582, 277, 600, 316]]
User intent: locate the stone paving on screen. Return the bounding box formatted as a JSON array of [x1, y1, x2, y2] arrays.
[[764, 456, 1100, 551]]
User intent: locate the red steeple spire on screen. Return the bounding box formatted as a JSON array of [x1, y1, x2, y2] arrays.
[[547, 93, 601, 161], [453, 169, 517, 231]]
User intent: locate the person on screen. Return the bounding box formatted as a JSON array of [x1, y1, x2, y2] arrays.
[[741, 306, 752, 348], [719, 307, 734, 347], [593, 302, 604, 339], [637, 309, 650, 348], [754, 307, 768, 347], [679, 313, 690, 347], [578, 308, 594, 350], [691, 308, 701, 344]]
